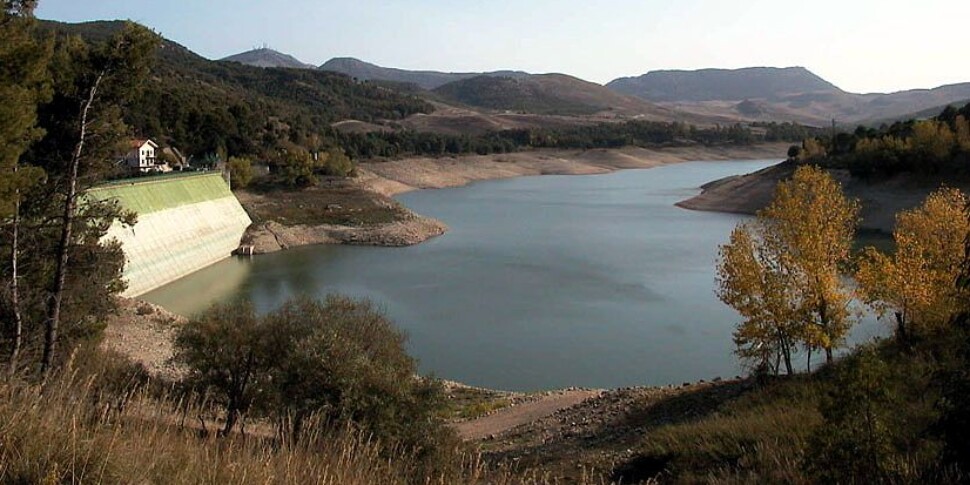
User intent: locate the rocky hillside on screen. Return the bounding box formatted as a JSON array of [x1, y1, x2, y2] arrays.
[[319, 57, 528, 90], [221, 47, 314, 69]]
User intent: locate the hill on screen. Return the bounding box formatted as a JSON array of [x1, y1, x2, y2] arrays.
[[431, 73, 674, 117], [319, 57, 528, 90], [221, 48, 314, 69], [608, 66, 842, 102], [38, 21, 433, 158], [608, 66, 970, 126]]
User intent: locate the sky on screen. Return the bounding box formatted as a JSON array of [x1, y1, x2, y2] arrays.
[[35, 0, 970, 94]]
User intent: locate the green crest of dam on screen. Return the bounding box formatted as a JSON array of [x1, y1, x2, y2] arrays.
[[86, 172, 235, 215]]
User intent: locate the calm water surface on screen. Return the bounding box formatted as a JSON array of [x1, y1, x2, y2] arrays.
[[143, 160, 882, 391]]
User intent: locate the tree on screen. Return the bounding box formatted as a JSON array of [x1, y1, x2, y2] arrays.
[[796, 138, 827, 162], [0, 0, 51, 374], [910, 120, 955, 164], [717, 223, 806, 375], [261, 296, 446, 446], [857, 188, 970, 341], [954, 115, 970, 153], [717, 166, 859, 372], [174, 295, 454, 453], [174, 301, 264, 435], [760, 165, 860, 363], [316, 147, 354, 177], [34, 23, 158, 374], [0, 0, 49, 217], [274, 149, 317, 187], [226, 156, 254, 189], [807, 347, 903, 483]]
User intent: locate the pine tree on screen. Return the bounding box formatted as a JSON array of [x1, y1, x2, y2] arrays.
[[0, 0, 51, 374]]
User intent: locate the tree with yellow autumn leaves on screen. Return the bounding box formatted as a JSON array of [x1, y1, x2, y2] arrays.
[[717, 166, 860, 374], [856, 187, 970, 342]]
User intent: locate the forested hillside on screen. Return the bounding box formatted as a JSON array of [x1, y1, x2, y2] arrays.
[[39, 21, 434, 159]]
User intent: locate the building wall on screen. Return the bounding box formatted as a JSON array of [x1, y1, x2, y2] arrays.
[[86, 173, 252, 297]]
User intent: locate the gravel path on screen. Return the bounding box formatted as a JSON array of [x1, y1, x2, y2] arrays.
[[454, 389, 603, 441]]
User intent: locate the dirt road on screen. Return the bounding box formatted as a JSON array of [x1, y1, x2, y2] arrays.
[[454, 389, 603, 441]]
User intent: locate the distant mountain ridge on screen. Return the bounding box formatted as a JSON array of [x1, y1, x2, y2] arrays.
[[319, 57, 529, 90], [607, 67, 842, 102], [221, 48, 314, 69], [607, 66, 970, 125], [32, 21, 970, 128]]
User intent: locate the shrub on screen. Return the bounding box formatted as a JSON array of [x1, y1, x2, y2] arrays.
[[174, 301, 264, 435], [227, 156, 254, 189], [173, 295, 460, 473]]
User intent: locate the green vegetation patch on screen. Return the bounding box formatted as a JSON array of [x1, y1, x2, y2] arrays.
[[86, 173, 232, 215]]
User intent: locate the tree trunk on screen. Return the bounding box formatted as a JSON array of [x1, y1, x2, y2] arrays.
[[894, 311, 907, 343], [222, 350, 254, 436], [806, 347, 813, 373], [819, 297, 834, 364], [782, 337, 793, 376], [8, 166, 23, 376], [223, 404, 239, 436], [41, 72, 104, 375]]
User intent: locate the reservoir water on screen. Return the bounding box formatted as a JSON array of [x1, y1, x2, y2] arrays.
[[143, 159, 882, 391]]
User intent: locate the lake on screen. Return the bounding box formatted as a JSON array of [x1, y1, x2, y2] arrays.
[[142, 159, 883, 391]]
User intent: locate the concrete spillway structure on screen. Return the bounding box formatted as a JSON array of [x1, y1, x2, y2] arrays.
[[86, 173, 252, 297]]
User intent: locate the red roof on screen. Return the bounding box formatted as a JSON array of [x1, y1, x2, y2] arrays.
[[129, 139, 157, 149]]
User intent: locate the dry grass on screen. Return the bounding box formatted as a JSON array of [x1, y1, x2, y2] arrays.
[[239, 177, 410, 228], [0, 356, 590, 484], [0, 375, 426, 484], [612, 378, 823, 483]]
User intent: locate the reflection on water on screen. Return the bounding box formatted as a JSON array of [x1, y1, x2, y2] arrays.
[[143, 160, 885, 391], [142, 258, 253, 315]]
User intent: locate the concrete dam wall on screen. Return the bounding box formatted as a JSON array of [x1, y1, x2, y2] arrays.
[[87, 173, 252, 297]]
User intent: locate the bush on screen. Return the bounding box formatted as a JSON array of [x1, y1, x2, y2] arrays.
[[173, 295, 459, 472], [317, 147, 354, 177], [227, 156, 254, 189], [274, 149, 317, 187], [174, 301, 264, 435]]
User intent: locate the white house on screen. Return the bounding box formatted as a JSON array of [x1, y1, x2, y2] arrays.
[[124, 139, 166, 173]]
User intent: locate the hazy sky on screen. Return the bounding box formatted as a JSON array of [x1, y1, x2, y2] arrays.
[[36, 0, 969, 94]]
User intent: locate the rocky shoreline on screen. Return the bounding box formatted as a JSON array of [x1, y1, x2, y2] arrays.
[[235, 144, 790, 255], [239, 211, 447, 254]]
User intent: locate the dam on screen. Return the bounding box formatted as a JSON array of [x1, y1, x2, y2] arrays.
[[87, 172, 252, 297]]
